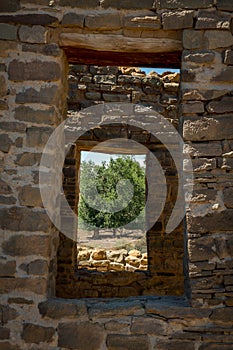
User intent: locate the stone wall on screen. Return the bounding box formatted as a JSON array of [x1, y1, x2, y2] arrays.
[[0, 0, 233, 349]]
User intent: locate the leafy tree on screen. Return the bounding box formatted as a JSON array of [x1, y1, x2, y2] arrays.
[[78, 155, 146, 237]]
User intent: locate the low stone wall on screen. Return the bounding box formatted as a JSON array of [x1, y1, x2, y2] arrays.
[[78, 247, 148, 272]]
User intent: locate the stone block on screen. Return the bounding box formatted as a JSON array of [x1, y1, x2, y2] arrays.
[[192, 157, 216, 171], [15, 106, 57, 125], [210, 307, 233, 323], [207, 96, 233, 113], [157, 340, 195, 350], [59, 0, 99, 7], [188, 236, 216, 262], [106, 334, 149, 350], [0, 179, 12, 194], [183, 50, 215, 63], [0, 195, 17, 205], [0, 207, 51, 232], [58, 322, 105, 350], [0, 279, 45, 298], [0, 342, 19, 350], [22, 43, 61, 57], [0, 305, 18, 324], [0, 261, 16, 277], [124, 15, 161, 29], [2, 234, 50, 256], [0, 24, 17, 40], [183, 115, 233, 141], [16, 85, 59, 104], [158, 0, 214, 9], [39, 299, 87, 319], [16, 152, 41, 166], [103, 93, 130, 102], [0, 75, 7, 97], [102, 0, 154, 9], [131, 316, 167, 335], [0, 1, 20, 12], [85, 13, 121, 29], [182, 101, 204, 114], [196, 10, 231, 29], [22, 323, 55, 344], [18, 25, 47, 44], [216, 0, 233, 11], [26, 126, 53, 148], [8, 60, 61, 82], [0, 121, 26, 133], [185, 142, 222, 157], [0, 326, 10, 339], [0, 14, 58, 25], [162, 10, 194, 30], [19, 185, 42, 207], [94, 75, 116, 85], [223, 188, 233, 208], [0, 134, 13, 153], [85, 92, 101, 100], [183, 29, 204, 49], [224, 50, 233, 65], [88, 300, 144, 318], [187, 210, 233, 233], [62, 13, 84, 27], [212, 66, 233, 83], [204, 30, 233, 49]]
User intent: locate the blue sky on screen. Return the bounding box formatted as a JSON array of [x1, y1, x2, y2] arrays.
[[141, 67, 179, 75], [81, 151, 145, 167]]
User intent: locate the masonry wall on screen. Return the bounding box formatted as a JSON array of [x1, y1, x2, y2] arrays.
[[0, 0, 233, 349]]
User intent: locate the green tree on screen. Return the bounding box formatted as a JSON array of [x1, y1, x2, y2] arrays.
[[78, 156, 146, 237]]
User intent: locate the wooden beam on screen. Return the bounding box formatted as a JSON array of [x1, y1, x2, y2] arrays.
[[59, 33, 182, 54]]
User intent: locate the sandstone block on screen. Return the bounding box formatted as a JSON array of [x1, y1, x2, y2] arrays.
[[210, 307, 233, 323], [188, 236, 216, 262], [129, 249, 142, 258], [90, 66, 118, 75], [0, 24, 17, 41], [2, 234, 50, 256], [62, 13, 84, 27], [8, 60, 61, 82], [124, 15, 161, 29], [103, 93, 130, 102], [212, 66, 233, 83], [0, 75, 7, 97], [224, 50, 233, 65], [85, 92, 101, 100], [18, 25, 47, 43], [183, 115, 233, 141], [0, 342, 19, 350], [162, 10, 194, 30], [196, 10, 231, 29], [0, 304, 18, 324], [16, 85, 59, 104], [91, 249, 107, 260], [0, 196, 16, 205], [28, 259, 48, 275], [0, 134, 13, 153], [94, 75, 116, 85], [102, 0, 154, 9], [0, 326, 10, 339], [182, 101, 204, 114], [158, 0, 214, 9], [0, 261, 16, 277], [78, 250, 90, 261], [216, 0, 233, 11], [58, 322, 105, 350], [22, 43, 61, 57], [0, 121, 26, 132], [18, 185, 42, 207], [157, 340, 195, 350], [131, 316, 167, 335], [59, 0, 99, 7], [207, 96, 233, 114], [183, 29, 204, 49], [0, 207, 50, 231], [125, 256, 141, 267], [15, 105, 56, 125], [0, 14, 58, 25], [223, 188, 233, 208], [187, 210, 233, 233], [204, 30, 233, 49], [184, 142, 222, 157], [26, 126, 53, 148], [88, 300, 144, 318], [0, 277, 47, 295], [109, 262, 124, 271], [85, 13, 121, 29], [0, 0, 20, 12], [39, 299, 87, 319], [22, 323, 55, 344], [0, 179, 12, 194], [183, 50, 215, 63], [16, 152, 41, 166], [106, 334, 149, 350]]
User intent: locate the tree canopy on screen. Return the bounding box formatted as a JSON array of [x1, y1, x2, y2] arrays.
[[78, 155, 146, 234]]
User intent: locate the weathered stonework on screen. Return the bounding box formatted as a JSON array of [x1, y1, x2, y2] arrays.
[[0, 0, 233, 348]]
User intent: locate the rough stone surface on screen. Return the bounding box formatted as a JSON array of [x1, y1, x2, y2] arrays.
[[0, 24, 17, 40], [0, 134, 13, 153], [8, 60, 61, 81], [196, 10, 231, 29], [204, 30, 233, 49], [58, 322, 105, 349], [18, 185, 42, 207], [18, 25, 47, 43], [162, 10, 194, 30], [22, 323, 55, 344], [2, 234, 50, 256], [0, 1, 20, 12], [106, 334, 149, 350]]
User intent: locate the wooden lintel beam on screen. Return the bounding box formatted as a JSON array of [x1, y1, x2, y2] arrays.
[[59, 33, 182, 54]]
